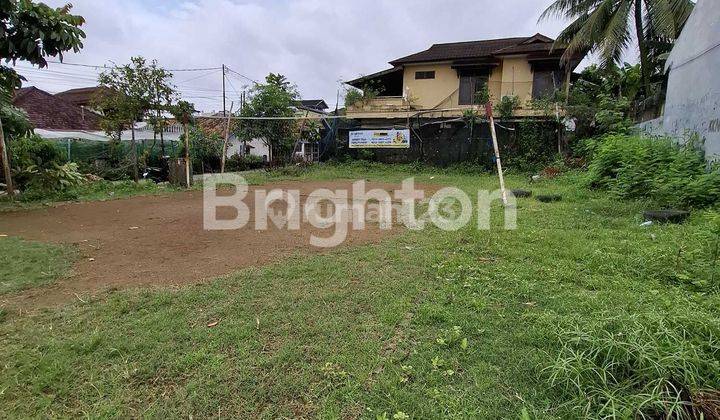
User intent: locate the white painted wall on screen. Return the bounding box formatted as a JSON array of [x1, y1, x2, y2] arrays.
[[226, 137, 269, 161], [662, 0, 720, 159]]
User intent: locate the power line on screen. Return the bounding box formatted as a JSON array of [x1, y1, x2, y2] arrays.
[[45, 60, 223, 72], [225, 67, 259, 85], [175, 68, 222, 84], [225, 76, 243, 102]]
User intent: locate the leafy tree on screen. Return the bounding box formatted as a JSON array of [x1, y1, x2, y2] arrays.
[[566, 64, 639, 146], [265, 73, 291, 91], [540, 0, 694, 96], [170, 100, 196, 187], [184, 126, 223, 173], [0, 0, 85, 197], [97, 57, 176, 181], [235, 74, 299, 165], [146, 64, 176, 157]]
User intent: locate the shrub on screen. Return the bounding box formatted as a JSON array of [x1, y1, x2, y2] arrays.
[[9, 135, 63, 169], [586, 135, 720, 208], [17, 162, 85, 200], [344, 82, 381, 108], [505, 121, 558, 173], [178, 126, 224, 173], [8, 135, 65, 189], [497, 95, 520, 119], [344, 88, 363, 108], [225, 154, 264, 172], [546, 313, 720, 419]]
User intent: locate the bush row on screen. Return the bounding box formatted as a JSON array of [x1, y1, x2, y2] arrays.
[[585, 134, 720, 209]]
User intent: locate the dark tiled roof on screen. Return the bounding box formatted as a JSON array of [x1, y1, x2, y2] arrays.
[[13, 87, 102, 131], [295, 99, 328, 111], [55, 86, 111, 107], [346, 67, 403, 87], [389, 34, 559, 65]]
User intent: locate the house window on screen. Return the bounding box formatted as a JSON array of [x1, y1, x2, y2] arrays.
[[458, 75, 488, 105], [532, 70, 562, 99], [415, 71, 435, 80]]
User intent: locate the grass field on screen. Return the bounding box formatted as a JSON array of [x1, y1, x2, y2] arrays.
[[1, 163, 719, 418], [0, 238, 75, 294]]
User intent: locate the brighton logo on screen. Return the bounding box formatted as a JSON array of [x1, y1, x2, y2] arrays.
[[203, 174, 517, 248]]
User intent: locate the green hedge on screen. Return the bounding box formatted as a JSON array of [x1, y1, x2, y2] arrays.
[[586, 135, 720, 209]]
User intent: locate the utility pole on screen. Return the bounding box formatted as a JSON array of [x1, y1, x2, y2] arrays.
[[222, 64, 227, 116], [240, 91, 246, 156]]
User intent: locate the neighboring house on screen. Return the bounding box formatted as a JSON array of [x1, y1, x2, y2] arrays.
[[345, 34, 579, 120], [159, 113, 269, 161], [292, 99, 329, 162], [55, 86, 111, 112], [195, 113, 270, 161], [13, 86, 106, 140], [638, 0, 720, 159]]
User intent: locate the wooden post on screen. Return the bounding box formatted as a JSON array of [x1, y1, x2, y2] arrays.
[[130, 122, 139, 182], [564, 68, 571, 106], [485, 102, 508, 206], [183, 123, 190, 188], [220, 102, 234, 173], [0, 119, 13, 200]]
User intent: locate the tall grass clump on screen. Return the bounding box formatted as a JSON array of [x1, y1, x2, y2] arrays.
[[546, 313, 720, 419], [586, 135, 720, 208]]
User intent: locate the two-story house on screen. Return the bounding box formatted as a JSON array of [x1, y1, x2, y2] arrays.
[[345, 34, 578, 120]]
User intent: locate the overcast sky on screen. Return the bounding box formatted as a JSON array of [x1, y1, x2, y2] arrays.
[[17, 0, 579, 112]]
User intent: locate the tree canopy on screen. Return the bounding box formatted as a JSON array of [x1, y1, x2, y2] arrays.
[[0, 0, 86, 93], [540, 0, 694, 95], [235, 73, 299, 163]]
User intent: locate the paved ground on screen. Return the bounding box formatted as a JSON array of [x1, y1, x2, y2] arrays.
[[0, 180, 422, 310]]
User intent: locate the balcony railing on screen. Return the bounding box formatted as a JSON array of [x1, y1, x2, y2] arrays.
[[346, 96, 413, 113], [346, 81, 564, 118]]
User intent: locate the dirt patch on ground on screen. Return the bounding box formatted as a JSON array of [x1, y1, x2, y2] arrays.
[[0, 180, 433, 310]]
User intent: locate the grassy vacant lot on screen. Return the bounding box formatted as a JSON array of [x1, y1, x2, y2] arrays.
[[0, 238, 75, 294], [1, 163, 719, 418]]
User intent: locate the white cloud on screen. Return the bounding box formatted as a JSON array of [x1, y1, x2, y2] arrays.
[[19, 0, 575, 112]]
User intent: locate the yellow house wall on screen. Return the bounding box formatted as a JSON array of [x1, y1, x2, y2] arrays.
[[364, 56, 537, 113], [400, 59, 532, 109], [402, 63, 459, 109], [498, 56, 533, 105], [487, 65, 503, 104]]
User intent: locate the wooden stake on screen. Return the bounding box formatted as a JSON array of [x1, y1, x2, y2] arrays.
[[485, 102, 508, 206], [220, 102, 234, 173], [0, 119, 13, 200], [183, 123, 190, 188]]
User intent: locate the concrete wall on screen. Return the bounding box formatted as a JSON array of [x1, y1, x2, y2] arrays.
[[660, 0, 720, 159]]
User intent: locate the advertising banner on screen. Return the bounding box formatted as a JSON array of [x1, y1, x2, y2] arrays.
[[349, 129, 410, 149]]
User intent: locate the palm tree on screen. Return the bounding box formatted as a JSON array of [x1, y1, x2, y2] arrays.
[[540, 0, 694, 96]]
